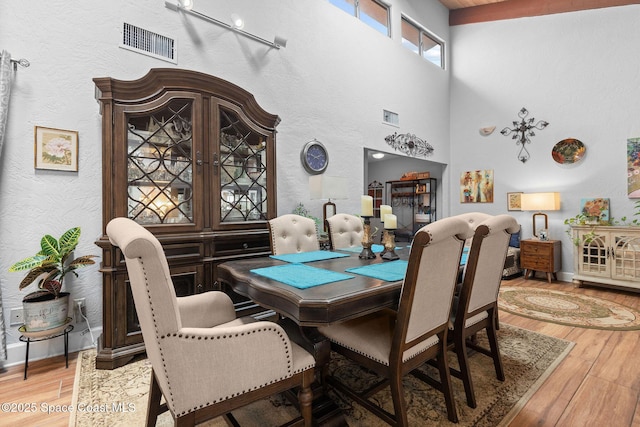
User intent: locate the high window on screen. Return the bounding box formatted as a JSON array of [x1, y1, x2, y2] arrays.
[[401, 16, 444, 69], [329, 0, 390, 37]]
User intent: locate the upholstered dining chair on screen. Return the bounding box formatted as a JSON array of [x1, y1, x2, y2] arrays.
[[106, 217, 315, 427], [448, 214, 519, 409], [268, 214, 320, 255], [325, 213, 364, 250], [318, 216, 474, 425]]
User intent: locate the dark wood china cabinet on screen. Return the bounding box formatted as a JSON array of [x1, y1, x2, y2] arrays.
[[94, 69, 278, 369]]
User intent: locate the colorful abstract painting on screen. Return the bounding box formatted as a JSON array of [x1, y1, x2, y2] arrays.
[[627, 137, 640, 198], [460, 169, 494, 203]]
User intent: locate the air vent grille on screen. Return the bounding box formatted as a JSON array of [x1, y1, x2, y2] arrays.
[[383, 110, 399, 126], [121, 22, 176, 63]]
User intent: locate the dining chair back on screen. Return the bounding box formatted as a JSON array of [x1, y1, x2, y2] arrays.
[[268, 214, 320, 255], [449, 213, 519, 408], [106, 217, 315, 427], [326, 213, 363, 250], [318, 216, 473, 425]]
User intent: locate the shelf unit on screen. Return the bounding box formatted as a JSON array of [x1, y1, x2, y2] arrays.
[[385, 178, 437, 240]]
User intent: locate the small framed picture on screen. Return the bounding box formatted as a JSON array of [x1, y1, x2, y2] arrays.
[[507, 192, 523, 211], [34, 126, 79, 171]]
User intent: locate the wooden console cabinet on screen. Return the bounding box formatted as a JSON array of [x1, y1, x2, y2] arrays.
[[520, 239, 561, 283], [570, 225, 640, 292], [94, 69, 278, 369]]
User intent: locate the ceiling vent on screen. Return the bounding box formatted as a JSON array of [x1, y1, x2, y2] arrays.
[[120, 22, 177, 63]]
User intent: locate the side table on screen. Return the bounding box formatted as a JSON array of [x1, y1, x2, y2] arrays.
[[19, 324, 73, 380], [520, 239, 561, 283]]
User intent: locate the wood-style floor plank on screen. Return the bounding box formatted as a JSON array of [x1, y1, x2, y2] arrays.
[[0, 277, 639, 426]]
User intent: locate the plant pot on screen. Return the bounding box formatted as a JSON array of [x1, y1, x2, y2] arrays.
[[22, 292, 70, 332]]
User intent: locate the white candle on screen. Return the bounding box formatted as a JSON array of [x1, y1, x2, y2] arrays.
[[361, 195, 373, 216], [380, 205, 392, 223], [385, 214, 397, 229]]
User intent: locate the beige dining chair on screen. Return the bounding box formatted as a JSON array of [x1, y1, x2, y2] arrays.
[[318, 216, 474, 425], [325, 213, 364, 250], [106, 217, 315, 427], [448, 214, 519, 409], [268, 214, 320, 255]]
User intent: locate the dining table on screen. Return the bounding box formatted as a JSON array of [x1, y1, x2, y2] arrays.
[[216, 245, 412, 424]]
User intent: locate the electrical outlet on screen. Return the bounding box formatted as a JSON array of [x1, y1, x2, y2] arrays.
[[10, 307, 24, 326], [74, 298, 87, 325]]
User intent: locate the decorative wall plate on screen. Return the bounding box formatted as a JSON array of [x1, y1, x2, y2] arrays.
[[552, 138, 586, 164]]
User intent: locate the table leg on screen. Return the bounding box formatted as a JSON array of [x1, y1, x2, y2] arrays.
[[278, 318, 346, 426], [23, 339, 30, 380]]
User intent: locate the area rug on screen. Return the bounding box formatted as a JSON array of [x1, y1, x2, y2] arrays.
[[498, 286, 640, 330], [70, 324, 572, 427]]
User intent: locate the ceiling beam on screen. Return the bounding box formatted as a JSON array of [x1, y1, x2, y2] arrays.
[[449, 0, 640, 26]]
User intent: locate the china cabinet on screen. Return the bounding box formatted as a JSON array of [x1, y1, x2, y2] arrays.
[[94, 69, 278, 368], [368, 180, 384, 218], [385, 178, 436, 240], [571, 225, 640, 292]]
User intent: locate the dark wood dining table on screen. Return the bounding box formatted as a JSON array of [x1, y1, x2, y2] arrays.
[[216, 247, 411, 425]]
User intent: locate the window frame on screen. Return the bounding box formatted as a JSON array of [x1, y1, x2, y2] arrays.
[[329, 0, 391, 38], [401, 15, 445, 69]]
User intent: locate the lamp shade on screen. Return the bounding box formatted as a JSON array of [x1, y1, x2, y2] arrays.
[[309, 176, 347, 200], [521, 192, 560, 211]]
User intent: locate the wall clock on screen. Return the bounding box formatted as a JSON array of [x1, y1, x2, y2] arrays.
[[301, 139, 328, 174]]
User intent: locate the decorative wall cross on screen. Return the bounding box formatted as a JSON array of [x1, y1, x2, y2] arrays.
[[500, 107, 549, 163]]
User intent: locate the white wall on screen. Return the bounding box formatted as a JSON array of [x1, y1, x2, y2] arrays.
[[0, 0, 450, 363], [449, 5, 640, 278]]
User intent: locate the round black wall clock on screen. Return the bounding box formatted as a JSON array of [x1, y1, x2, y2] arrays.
[[301, 139, 328, 174]]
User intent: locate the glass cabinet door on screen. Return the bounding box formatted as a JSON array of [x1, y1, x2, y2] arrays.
[[125, 99, 194, 225], [218, 106, 269, 224]]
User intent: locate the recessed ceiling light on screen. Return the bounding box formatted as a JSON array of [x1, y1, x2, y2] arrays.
[[372, 152, 385, 159], [231, 13, 244, 29]]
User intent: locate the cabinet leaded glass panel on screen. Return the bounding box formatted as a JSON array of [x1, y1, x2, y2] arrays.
[[126, 99, 194, 225], [219, 107, 268, 223]]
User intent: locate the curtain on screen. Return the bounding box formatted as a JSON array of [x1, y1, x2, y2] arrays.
[[0, 50, 13, 360]]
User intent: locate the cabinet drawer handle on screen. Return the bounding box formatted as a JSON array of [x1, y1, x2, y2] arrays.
[[242, 243, 249, 249]]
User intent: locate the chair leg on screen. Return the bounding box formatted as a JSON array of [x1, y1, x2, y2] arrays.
[[436, 345, 459, 423], [147, 371, 163, 427], [298, 370, 314, 427], [389, 373, 409, 427], [455, 334, 477, 409], [486, 322, 505, 381]]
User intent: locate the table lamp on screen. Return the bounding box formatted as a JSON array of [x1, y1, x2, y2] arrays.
[[521, 192, 560, 238], [309, 175, 347, 232]]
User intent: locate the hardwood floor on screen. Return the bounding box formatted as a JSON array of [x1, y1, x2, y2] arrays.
[[1, 277, 639, 426]]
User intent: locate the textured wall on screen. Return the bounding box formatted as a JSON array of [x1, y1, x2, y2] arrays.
[[449, 5, 640, 276], [0, 0, 450, 356]]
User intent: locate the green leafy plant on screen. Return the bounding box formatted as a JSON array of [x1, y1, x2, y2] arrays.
[[292, 202, 321, 231], [9, 227, 97, 299]]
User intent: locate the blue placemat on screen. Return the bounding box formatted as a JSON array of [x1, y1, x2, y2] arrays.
[[460, 247, 469, 266], [338, 244, 402, 253], [270, 250, 350, 263], [250, 263, 354, 289], [346, 260, 408, 282]]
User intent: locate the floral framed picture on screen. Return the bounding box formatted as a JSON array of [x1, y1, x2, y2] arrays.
[[507, 192, 523, 211], [34, 126, 78, 171]]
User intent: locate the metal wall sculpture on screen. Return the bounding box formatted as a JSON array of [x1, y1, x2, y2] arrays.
[[500, 107, 549, 163], [384, 132, 434, 158]]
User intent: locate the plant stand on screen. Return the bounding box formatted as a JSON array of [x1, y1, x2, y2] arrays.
[[19, 324, 73, 380]]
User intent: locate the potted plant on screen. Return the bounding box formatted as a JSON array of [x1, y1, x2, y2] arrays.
[[9, 227, 97, 332]]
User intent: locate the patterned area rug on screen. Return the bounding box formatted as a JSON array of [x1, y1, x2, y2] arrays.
[[70, 324, 572, 427], [499, 286, 640, 330]]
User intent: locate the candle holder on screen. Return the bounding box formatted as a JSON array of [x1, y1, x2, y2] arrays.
[[379, 229, 390, 258], [381, 228, 399, 261], [359, 216, 376, 259]]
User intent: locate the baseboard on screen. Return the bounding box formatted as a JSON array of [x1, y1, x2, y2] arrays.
[[1, 326, 102, 369]]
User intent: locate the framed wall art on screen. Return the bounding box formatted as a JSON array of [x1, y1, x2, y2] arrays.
[[627, 137, 640, 198], [507, 192, 523, 211], [460, 169, 494, 203], [34, 126, 78, 171]]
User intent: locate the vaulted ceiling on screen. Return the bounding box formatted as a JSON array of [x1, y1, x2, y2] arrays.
[[438, 0, 639, 25]]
